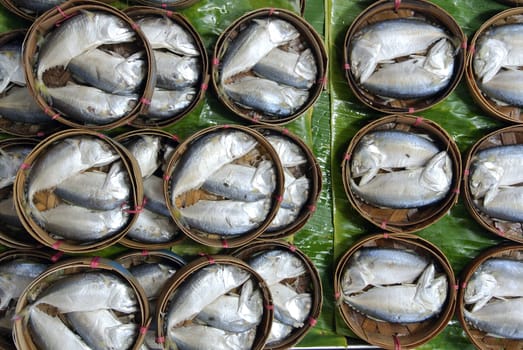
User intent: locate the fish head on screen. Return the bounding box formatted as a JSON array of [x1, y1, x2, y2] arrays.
[[78, 138, 120, 168], [420, 151, 453, 193], [350, 137, 384, 184], [463, 272, 497, 305], [296, 49, 318, 83], [265, 19, 300, 45], [415, 265, 448, 312], [424, 38, 455, 78], [473, 37, 508, 83], [349, 37, 380, 83], [469, 160, 503, 200], [94, 13, 135, 43], [341, 259, 371, 296], [222, 131, 258, 160]]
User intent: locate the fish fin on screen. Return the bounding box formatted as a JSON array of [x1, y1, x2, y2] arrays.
[[471, 297, 490, 312], [483, 187, 499, 206], [358, 167, 378, 186]]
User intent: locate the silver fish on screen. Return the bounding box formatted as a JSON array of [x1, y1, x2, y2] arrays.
[[11, 0, 66, 14], [266, 320, 294, 346], [476, 186, 523, 222], [196, 279, 263, 333], [345, 264, 448, 323], [280, 169, 309, 210], [28, 306, 92, 350], [67, 309, 138, 350], [252, 47, 317, 89], [136, 16, 199, 56], [351, 130, 439, 186], [473, 23, 523, 83], [155, 50, 200, 90], [33, 271, 137, 313], [177, 199, 270, 235], [266, 134, 307, 168], [125, 135, 161, 179], [464, 298, 523, 339], [143, 175, 170, 217], [168, 325, 256, 350], [202, 160, 276, 202], [0, 41, 24, 93], [268, 207, 299, 231], [341, 247, 429, 296], [126, 208, 178, 243], [270, 282, 311, 327], [0, 144, 32, 189], [223, 76, 309, 117], [40, 204, 128, 242], [248, 249, 306, 286], [464, 258, 523, 311], [0, 260, 48, 309], [45, 83, 138, 125], [36, 11, 136, 81], [69, 50, 146, 95], [350, 151, 453, 208], [221, 18, 300, 82], [166, 264, 250, 329], [0, 196, 23, 229], [170, 130, 258, 199], [362, 38, 455, 99], [129, 263, 177, 299], [469, 144, 523, 204], [0, 86, 52, 124], [147, 88, 195, 120], [350, 18, 449, 83], [54, 163, 130, 211], [478, 68, 523, 107], [26, 136, 120, 223]]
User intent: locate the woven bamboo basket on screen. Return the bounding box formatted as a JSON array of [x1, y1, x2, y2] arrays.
[[212, 8, 328, 125], [0, 138, 41, 249], [463, 125, 523, 243], [13, 256, 150, 350], [130, 0, 200, 10], [343, 0, 465, 114], [232, 240, 323, 350], [155, 255, 273, 350], [124, 6, 209, 128], [0, 0, 113, 21], [334, 233, 457, 349], [0, 29, 62, 137], [22, 0, 156, 130], [457, 243, 523, 349], [341, 114, 461, 233], [114, 128, 185, 249], [164, 124, 284, 248], [252, 126, 322, 239], [12, 129, 143, 253], [466, 8, 523, 123]]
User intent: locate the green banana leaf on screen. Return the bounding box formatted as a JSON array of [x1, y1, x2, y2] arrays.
[[0, 0, 520, 348]]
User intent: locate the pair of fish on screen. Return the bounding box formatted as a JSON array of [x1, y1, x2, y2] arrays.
[[350, 18, 456, 100], [165, 264, 262, 350], [349, 130, 453, 209], [469, 144, 523, 222], [220, 18, 317, 117], [136, 16, 200, 121]]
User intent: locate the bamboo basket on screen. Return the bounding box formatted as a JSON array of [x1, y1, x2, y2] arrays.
[[466, 8, 523, 123], [463, 125, 523, 243], [155, 255, 273, 350], [22, 0, 156, 130], [163, 124, 285, 248], [13, 129, 143, 253], [212, 7, 328, 125], [130, 0, 200, 10], [457, 243, 523, 350], [252, 126, 322, 239], [124, 6, 209, 128], [114, 128, 185, 249], [341, 114, 461, 233], [13, 256, 150, 350], [334, 233, 457, 350], [232, 240, 323, 350], [0, 0, 114, 21], [343, 0, 465, 114]]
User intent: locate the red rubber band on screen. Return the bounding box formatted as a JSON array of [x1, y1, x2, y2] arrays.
[[265, 304, 274, 310], [309, 317, 317, 327], [394, 0, 401, 11], [464, 169, 470, 177], [334, 291, 341, 300], [201, 83, 208, 91], [139, 326, 148, 335], [383, 232, 390, 239], [222, 239, 229, 249], [90, 256, 100, 268], [268, 8, 275, 16], [140, 97, 151, 105], [51, 251, 63, 262], [52, 240, 62, 250], [344, 153, 351, 161], [212, 57, 219, 66], [163, 174, 171, 181], [344, 63, 350, 70], [141, 250, 149, 256], [20, 163, 31, 170], [288, 244, 297, 252], [308, 205, 317, 213], [156, 337, 165, 344], [393, 335, 401, 350], [198, 253, 215, 264], [381, 221, 388, 230]]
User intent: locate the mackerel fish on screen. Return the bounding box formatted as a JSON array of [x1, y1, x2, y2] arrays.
[[125, 135, 161, 179], [280, 169, 309, 209], [478, 68, 523, 107], [166, 264, 250, 329], [170, 130, 257, 199], [143, 175, 170, 217], [345, 264, 448, 323], [129, 262, 177, 299], [168, 324, 256, 350], [351, 129, 439, 186], [36, 11, 136, 81], [0, 86, 52, 124], [155, 50, 200, 90], [341, 247, 429, 295], [268, 207, 299, 231], [248, 249, 306, 286], [270, 282, 311, 327], [0, 40, 24, 94], [476, 185, 523, 222], [0, 144, 33, 189], [473, 23, 523, 83], [147, 87, 195, 120], [464, 258, 523, 311], [469, 144, 523, 205], [221, 18, 300, 82], [0, 259, 48, 309], [350, 151, 453, 208], [266, 134, 308, 168], [266, 320, 293, 346], [464, 298, 523, 339], [350, 18, 449, 83], [126, 208, 178, 243]]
